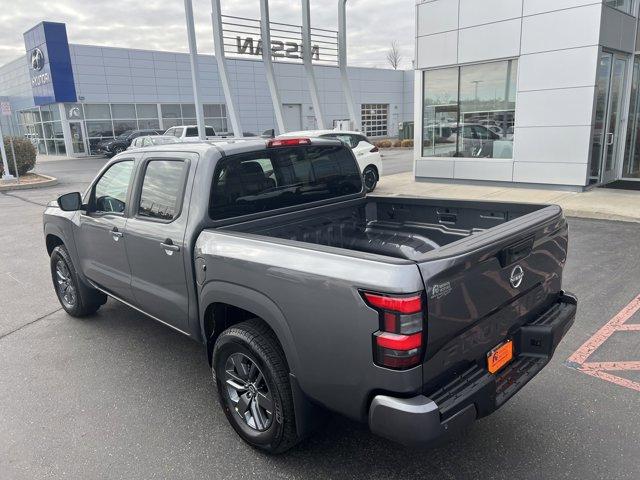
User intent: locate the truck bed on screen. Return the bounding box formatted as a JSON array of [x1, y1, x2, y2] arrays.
[[220, 196, 546, 261]]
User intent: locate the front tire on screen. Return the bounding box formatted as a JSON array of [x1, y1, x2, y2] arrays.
[[212, 319, 299, 454], [50, 245, 106, 317], [363, 166, 378, 192]]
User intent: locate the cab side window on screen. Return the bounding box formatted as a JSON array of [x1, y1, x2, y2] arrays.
[[93, 161, 134, 214], [137, 160, 188, 221]]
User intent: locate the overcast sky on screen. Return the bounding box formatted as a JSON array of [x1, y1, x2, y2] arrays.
[[0, 0, 415, 69]]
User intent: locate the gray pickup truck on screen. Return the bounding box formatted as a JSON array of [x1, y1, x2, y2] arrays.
[[43, 137, 577, 453]]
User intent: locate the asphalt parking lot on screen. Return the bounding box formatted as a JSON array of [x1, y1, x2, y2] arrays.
[[1, 155, 639, 479]]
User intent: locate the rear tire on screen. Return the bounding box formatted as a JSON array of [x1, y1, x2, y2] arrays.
[[212, 319, 300, 454], [50, 245, 106, 317], [363, 166, 378, 192]]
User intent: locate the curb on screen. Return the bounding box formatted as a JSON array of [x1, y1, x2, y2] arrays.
[[0, 174, 58, 192], [563, 209, 640, 224]]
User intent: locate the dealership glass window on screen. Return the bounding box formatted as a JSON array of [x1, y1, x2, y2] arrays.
[[605, 0, 634, 14], [205, 118, 227, 132], [136, 104, 158, 119], [111, 103, 136, 119], [422, 59, 517, 159], [181, 104, 196, 118], [17, 106, 65, 155], [157, 103, 227, 132], [204, 104, 223, 117], [138, 119, 161, 129], [113, 120, 137, 136], [40, 104, 59, 122], [161, 104, 182, 120], [423, 67, 459, 158], [623, 57, 640, 179], [84, 104, 110, 120], [55, 140, 66, 155], [83, 103, 113, 155], [361, 104, 389, 137], [86, 121, 114, 138]]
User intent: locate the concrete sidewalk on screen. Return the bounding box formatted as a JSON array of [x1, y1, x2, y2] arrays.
[[376, 172, 640, 223]]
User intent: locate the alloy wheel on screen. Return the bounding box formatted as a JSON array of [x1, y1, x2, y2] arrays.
[[224, 353, 274, 431], [364, 168, 377, 191], [55, 260, 76, 308]]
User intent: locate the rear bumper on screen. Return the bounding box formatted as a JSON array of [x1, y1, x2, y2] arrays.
[[368, 291, 577, 447]]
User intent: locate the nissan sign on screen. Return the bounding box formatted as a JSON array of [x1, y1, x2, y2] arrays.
[[221, 15, 338, 65], [236, 36, 320, 61]]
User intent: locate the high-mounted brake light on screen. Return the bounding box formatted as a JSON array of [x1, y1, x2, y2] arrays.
[[362, 291, 426, 370], [267, 137, 312, 148]]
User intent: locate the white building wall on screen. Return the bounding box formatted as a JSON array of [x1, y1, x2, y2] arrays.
[[0, 43, 413, 139], [414, 0, 632, 187], [64, 44, 411, 136]]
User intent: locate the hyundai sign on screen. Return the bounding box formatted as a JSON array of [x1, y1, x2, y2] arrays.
[[23, 22, 77, 106]]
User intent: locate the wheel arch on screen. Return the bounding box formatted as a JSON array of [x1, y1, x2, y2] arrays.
[[45, 233, 65, 256], [199, 281, 300, 377]]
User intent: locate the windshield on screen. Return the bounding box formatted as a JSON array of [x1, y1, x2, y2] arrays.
[[117, 130, 134, 139], [210, 145, 362, 220], [154, 137, 180, 145]]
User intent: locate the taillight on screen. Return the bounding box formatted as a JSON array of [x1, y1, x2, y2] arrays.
[[369, 146, 379, 153], [362, 291, 425, 370], [267, 137, 311, 147]]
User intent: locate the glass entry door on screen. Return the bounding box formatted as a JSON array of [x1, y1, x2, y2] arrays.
[[590, 52, 628, 184], [622, 58, 640, 179], [68, 121, 87, 155]]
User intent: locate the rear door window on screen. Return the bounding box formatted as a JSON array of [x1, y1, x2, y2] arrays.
[[185, 127, 198, 137], [137, 160, 188, 221], [210, 145, 362, 220]]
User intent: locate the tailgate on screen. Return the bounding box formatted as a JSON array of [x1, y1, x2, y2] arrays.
[[418, 205, 568, 389]]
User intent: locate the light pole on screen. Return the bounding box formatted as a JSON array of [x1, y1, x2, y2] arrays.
[[184, 0, 206, 140], [0, 117, 14, 181], [338, 0, 359, 130]]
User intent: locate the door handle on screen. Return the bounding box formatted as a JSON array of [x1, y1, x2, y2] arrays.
[[111, 227, 123, 242], [160, 239, 180, 256], [606, 132, 614, 145]]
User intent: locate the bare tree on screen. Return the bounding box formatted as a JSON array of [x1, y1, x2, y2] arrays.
[[386, 41, 402, 70]]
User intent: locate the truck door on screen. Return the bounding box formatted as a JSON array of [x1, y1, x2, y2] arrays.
[[76, 159, 135, 300], [123, 154, 193, 332]]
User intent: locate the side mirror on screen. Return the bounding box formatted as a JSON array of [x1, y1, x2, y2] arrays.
[[57, 192, 83, 212], [261, 129, 275, 139]]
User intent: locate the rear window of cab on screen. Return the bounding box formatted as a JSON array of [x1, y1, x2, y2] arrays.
[[209, 145, 362, 220]]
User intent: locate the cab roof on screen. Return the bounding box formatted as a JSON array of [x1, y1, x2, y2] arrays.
[[115, 137, 344, 158]]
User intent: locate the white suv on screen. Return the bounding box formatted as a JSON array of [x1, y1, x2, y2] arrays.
[[278, 130, 383, 191], [164, 125, 217, 140]]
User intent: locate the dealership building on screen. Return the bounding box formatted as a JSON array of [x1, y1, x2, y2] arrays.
[[0, 21, 413, 157], [414, 0, 640, 188]]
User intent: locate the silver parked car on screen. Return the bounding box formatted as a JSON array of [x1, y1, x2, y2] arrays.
[[128, 135, 182, 150]]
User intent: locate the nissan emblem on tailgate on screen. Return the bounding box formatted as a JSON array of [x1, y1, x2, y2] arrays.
[[510, 265, 524, 288]]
